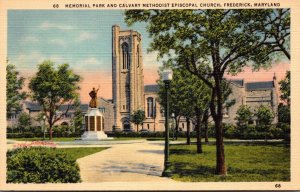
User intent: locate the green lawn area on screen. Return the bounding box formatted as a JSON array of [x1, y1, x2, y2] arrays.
[[58, 147, 108, 160], [170, 143, 290, 182]]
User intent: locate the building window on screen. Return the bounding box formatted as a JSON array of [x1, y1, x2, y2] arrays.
[[99, 107, 106, 113], [147, 124, 150, 130], [147, 97, 154, 118], [122, 42, 130, 70]]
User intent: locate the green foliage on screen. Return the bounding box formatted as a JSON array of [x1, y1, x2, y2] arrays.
[[235, 105, 253, 136], [278, 103, 290, 124], [256, 105, 274, 126], [6, 63, 26, 117], [158, 65, 211, 118], [7, 147, 81, 183], [17, 112, 31, 133], [235, 105, 252, 126], [29, 60, 81, 139], [170, 143, 290, 182], [72, 97, 84, 135], [279, 71, 290, 105], [130, 110, 145, 131]]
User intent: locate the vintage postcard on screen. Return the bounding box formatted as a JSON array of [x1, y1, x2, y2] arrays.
[[0, 0, 299, 190]]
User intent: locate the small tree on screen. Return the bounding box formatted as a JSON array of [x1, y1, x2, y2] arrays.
[[235, 105, 253, 137], [6, 63, 26, 118], [72, 97, 84, 135], [17, 112, 31, 133], [130, 110, 145, 132], [278, 103, 290, 124], [256, 105, 274, 142], [279, 71, 290, 105], [29, 60, 81, 140]]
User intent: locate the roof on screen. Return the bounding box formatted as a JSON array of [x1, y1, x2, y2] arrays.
[[24, 102, 42, 111], [24, 101, 89, 112], [246, 81, 274, 91], [144, 84, 159, 93], [230, 79, 244, 87]]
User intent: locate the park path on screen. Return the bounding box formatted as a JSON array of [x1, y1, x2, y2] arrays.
[[76, 140, 176, 182]]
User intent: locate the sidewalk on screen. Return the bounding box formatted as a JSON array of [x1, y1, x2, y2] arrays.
[[76, 140, 175, 182]]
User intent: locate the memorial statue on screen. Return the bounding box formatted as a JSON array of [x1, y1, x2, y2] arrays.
[[89, 87, 99, 108]]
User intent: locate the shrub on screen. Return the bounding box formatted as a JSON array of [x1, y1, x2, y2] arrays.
[[224, 124, 237, 138], [7, 147, 81, 183]]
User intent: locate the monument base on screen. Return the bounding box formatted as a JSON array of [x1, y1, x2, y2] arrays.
[[81, 131, 110, 141]]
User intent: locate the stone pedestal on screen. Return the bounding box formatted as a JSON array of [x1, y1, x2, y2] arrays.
[[81, 108, 109, 140]]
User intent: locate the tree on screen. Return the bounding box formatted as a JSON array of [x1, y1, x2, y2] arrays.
[[72, 97, 84, 135], [125, 9, 290, 175], [6, 63, 26, 118], [278, 71, 290, 124], [17, 112, 31, 133], [255, 105, 274, 142], [235, 105, 253, 136], [278, 103, 290, 124], [130, 110, 145, 132], [279, 71, 290, 105], [157, 64, 211, 151], [29, 60, 81, 140]]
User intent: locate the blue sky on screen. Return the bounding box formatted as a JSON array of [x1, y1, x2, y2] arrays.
[[8, 10, 161, 100], [8, 10, 159, 72]]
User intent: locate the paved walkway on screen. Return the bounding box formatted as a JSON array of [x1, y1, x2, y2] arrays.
[[76, 140, 175, 182]]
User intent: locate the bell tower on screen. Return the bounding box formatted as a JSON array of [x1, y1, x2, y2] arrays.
[[112, 25, 144, 131]]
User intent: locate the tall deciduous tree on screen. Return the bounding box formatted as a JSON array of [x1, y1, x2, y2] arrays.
[[157, 65, 211, 152], [29, 60, 81, 140], [6, 63, 26, 118], [125, 9, 290, 175], [130, 110, 145, 132]]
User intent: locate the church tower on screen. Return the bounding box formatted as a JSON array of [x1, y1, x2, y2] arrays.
[[112, 25, 144, 131]]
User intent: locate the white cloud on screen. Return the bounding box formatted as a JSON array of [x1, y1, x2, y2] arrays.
[[20, 36, 39, 44], [74, 57, 103, 71], [75, 32, 97, 42], [12, 52, 45, 69], [40, 21, 73, 31], [49, 39, 67, 47], [11, 53, 67, 71]]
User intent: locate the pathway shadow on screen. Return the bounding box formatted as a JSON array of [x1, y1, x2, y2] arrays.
[[172, 162, 215, 177], [137, 149, 163, 154]]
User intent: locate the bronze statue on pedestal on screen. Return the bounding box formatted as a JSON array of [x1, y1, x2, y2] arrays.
[[89, 86, 99, 108]]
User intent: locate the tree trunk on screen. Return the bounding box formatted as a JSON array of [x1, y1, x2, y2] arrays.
[[186, 117, 191, 145], [210, 75, 227, 175], [49, 125, 53, 140], [136, 124, 139, 132], [175, 116, 180, 140], [195, 108, 203, 153], [203, 109, 209, 143]]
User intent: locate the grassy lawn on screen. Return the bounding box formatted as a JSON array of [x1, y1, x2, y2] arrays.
[[58, 147, 108, 160], [170, 143, 290, 182]]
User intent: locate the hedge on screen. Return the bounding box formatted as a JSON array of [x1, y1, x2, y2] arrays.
[[7, 147, 81, 183]]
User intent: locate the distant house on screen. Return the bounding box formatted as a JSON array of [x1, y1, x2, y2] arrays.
[[7, 101, 89, 128]]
